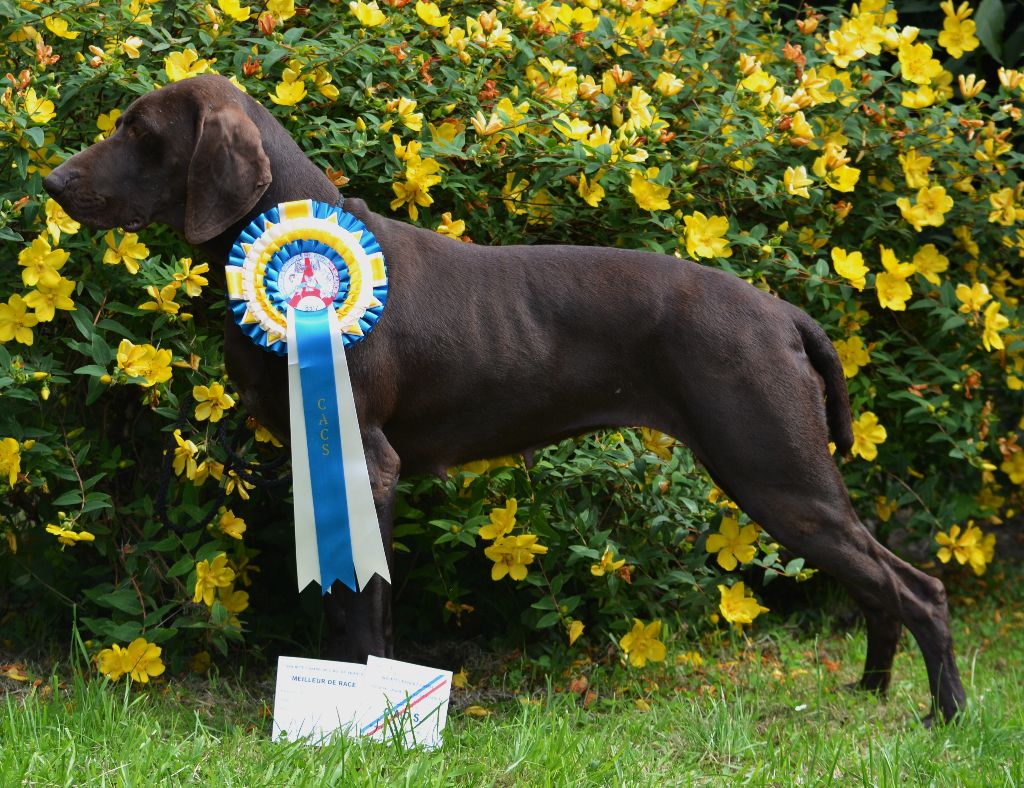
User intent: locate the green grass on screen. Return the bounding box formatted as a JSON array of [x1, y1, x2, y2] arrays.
[[3, 573, 1023, 786]]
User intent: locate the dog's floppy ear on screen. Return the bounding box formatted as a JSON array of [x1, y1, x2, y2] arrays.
[[184, 102, 272, 245]]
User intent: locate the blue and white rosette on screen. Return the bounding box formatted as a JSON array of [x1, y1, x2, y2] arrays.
[[227, 199, 390, 594]]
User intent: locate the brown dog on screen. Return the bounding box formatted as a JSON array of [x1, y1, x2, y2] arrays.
[[44, 74, 965, 722]]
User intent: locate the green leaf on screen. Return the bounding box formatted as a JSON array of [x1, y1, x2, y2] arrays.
[[22, 126, 44, 148], [167, 554, 195, 578], [51, 490, 82, 506], [536, 611, 561, 628], [97, 588, 143, 615], [69, 307, 95, 340], [74, 364, 109, 377], [975, 0, 1006, 62]]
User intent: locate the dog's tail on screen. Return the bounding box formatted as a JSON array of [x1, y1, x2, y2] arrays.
[[794, 311, 854, 456]]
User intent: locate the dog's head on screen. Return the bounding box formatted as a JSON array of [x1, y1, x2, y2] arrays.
[[44, 74, 271, 245]]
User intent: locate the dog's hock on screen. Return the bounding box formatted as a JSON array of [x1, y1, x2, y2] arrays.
[[185, 102, 272, 245]]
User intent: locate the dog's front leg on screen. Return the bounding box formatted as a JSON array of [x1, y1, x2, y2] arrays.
[[323, 426, 399, 662]]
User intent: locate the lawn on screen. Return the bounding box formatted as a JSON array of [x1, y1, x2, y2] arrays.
[[2, 569, 1022, 786]]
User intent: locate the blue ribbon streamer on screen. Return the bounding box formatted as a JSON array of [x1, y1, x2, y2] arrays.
[[293, 308, 356, 593]]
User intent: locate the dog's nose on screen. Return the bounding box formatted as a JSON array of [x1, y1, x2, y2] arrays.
[[43, 165, 74, 198]]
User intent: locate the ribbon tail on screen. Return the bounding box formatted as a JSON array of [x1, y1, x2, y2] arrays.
[[287, 309, 320, 593], [328, 310, 391, 590]]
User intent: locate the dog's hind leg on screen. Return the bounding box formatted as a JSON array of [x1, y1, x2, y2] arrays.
[[701, 444, 964, 722], [676, 362, 965, 721], [323, 427, 399, 662]]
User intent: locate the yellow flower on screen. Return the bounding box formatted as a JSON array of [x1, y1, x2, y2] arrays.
[[988, 187, 1019, 227], [619, 619, 667, 668], [1001, 452, 1024, 484], [139, 283, 182, 316], [783, 165, 813, 198], [172, 429, 199, 479], [96, 109, 121, 141], [875, 246, 915, 311], [590, 545, 626, 576], [103, 231, 149, 274], [554, 113, 593, 141], [833, 335, 871, 378], [641, 427, 674, 460], [0, 295, 39, 347], [574, 173, 605, 207], [349, 0, 387, 26], [851, 411, 887, 461], [876, 272, 912, 311], [831, 247, 868, 290], [936, 523, 991, 575], [116, 338, 173, 387], [390, 97, 423, 132], [717, 582, 769, 625], [121, 36, 144, 58], [194, 553, 236, 606], [471, 111, 504, 137], [957, 73, 986, 99], [218, 508, 247, 540], [876, 496, 898, 522], [193, 382, 235, 422], [44, 198, 80, 245], [898, 41, 943, 85], [956, 281, 992, 313], [416, 0, 449, 27], [938, 15, 979, 58], [97, 638, 165, 683], [218, 583, 249, 615], [172, 258, 209, 297], [479, 498, 517, 540], [628, 167, 671, 212], [436, 212, 466, 240], [218, 0, 251, 22], [901, 85, 937, 109], [24, 277, 76, 322], [982, 302, 1008, 352], [164, 49, 214, 82], [312, 68, 338, 100], [653, 71, 684, 97], [225, 469, 255, 500], [898, 149, 932, 189], [0, 438, 22, 486], [683, 211, 732, 259], [269, 65, 306, 106], [254, 423, 283, 447], [18, 235, 67, 289], [483, 534, 548, 581], [912, 244, 949, 286], [22, 88, 55, 124], [45, 524, 96, 547], [267, 0, 295, 19], [896, 185, 953, 232], [827, 164, 860, 193], [194, 459, 225, 487], [390, 155, 442, 221], [501, 174, 530, 215], [567, 619, 584, 646], [705, 515, 759, 571], [44, 16, 79, 39], [740, 68, 776, 93]]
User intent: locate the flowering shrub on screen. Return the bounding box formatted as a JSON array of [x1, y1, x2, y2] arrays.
[[1, 0, 1021, 677]]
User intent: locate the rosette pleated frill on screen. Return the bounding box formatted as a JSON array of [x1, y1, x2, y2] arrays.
[[227, 199, 390, 593]]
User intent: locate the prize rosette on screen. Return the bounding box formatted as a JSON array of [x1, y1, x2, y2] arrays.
[[227, 199, 390, 594]]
